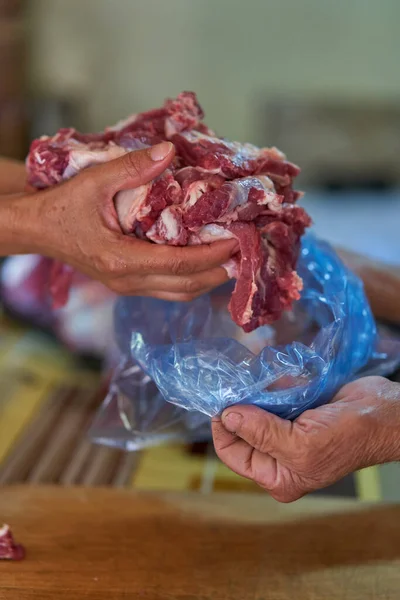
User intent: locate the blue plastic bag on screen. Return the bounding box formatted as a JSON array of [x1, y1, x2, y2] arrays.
[[110, 235, 400, 422]]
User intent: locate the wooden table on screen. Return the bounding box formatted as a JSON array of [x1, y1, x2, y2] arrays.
[[1, 487, 400, 599]]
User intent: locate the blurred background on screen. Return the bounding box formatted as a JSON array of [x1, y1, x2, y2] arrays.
[[0, 0, 399, 500]]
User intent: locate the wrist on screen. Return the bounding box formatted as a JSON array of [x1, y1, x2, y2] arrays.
[[0, 191, 49, 256], [366, 381, 400, 465]]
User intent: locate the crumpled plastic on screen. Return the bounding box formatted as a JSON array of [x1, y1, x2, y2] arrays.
[[104, 235, 400, 428], [89, 355, 210, 450]]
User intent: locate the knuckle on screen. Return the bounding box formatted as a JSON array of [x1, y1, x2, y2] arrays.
[[122, 151, 144, 181], [92, 254, 112, 274], [251, 425, 272, 453], [135, 256, 157, 275], [336, 376, 388, 403], [110, 257, 127, 276], [93, 253, 125, 277], [169, 258, 188, 276], [183, 278, 202, 295]]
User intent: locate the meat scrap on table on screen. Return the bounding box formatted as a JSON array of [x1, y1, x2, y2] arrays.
[[26, 91, 311, 332], [0, 524, 25, 561]]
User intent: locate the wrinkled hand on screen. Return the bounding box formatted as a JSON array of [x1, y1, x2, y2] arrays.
[[212, 376, 400, 502], [26, 142, 237, 300]]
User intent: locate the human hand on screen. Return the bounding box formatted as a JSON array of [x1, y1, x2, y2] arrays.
[[18, 142, 237, 301], [212, 376, 400, 502]]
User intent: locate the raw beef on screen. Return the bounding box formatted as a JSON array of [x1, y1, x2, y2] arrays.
[[26, 91, 311, 332], [0, 524, 25, 560]]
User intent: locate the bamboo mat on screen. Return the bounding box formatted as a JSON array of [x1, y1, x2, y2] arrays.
[[0, 314, 382, 499]]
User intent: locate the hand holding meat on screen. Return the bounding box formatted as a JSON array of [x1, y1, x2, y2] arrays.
[[26, 92, 310, 330], [0, 147, 237, 300], [212, 376, 400, 502]]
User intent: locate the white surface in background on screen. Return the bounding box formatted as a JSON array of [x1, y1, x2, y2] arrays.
[[302, 190, 400, 266]]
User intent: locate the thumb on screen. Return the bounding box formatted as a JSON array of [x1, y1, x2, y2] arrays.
[[221, 405, 293, 456], [93, 141, 175, 194]]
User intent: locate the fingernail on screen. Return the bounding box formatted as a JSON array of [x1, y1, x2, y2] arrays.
[[149, 141, 173, 161], [222, 411, 242, 432]]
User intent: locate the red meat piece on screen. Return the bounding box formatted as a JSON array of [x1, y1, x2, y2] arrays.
[[0, 525, 25, 561]]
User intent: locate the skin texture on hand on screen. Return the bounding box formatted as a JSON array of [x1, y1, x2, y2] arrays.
[[212, 376, 400, 503], [0, 145, 238, 301]]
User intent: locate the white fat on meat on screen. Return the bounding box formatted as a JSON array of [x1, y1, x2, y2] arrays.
[[183, 180, 211, 208], [64, 145, 127, 180], [115, 183, 152, 234], [256, 175, 275, 192], [253, 238, 273, 305], [34, 151, 45, 165], [118, 137, 149, 152], [242, 281, 258, 324], [159, 207, 179, 240], [266, 243, 277, 276], [147, 206, 180, 243], [180, 131, 287, 164], [0, 524, 10, 538], [166, 178, 182, 202], [189, 224, 238, 278], [105, 114, 138, 133], [165, 118, 181, 139], [222, 258, 239, 279], [256, 176, 282, 210], [226, 176, 280, 213], [190, 224, 234, 245]]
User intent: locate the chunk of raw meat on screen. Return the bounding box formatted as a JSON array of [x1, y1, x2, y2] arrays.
[[172, 130, 299, 181], [0, 525, 25, 561], [26, 91, 311, 332]]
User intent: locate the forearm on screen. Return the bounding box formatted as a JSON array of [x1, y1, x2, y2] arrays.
[[0, 192, 45, 256], [337, 248, 400, 324], [373, 404, 400, 464], [0, 158, 26, 195], [370, 379, 400, 465]]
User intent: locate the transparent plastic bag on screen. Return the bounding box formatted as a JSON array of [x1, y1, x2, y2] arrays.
[[90, 356, 211, 450], [106, 235, 400, 424]]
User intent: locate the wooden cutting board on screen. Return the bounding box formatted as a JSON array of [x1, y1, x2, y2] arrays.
[[1, 486, 400, 599]]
